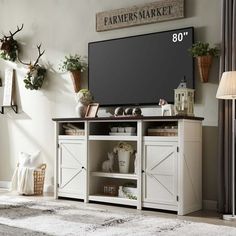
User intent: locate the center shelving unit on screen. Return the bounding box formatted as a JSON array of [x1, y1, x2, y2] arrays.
[[53, 116, 203, 215], [87, 120, 141, 208]]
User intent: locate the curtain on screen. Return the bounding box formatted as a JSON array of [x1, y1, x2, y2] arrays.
[[218, 0, 236, 213]]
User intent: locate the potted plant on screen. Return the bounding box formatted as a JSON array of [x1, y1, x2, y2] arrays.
[[189, 41, 219, 82], [59, 54, 87, 92], [75, 89, 93, 117], [114, 142, 134, 173]]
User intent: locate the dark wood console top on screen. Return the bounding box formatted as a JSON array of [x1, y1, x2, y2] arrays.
[[52, 115, 204, 122]]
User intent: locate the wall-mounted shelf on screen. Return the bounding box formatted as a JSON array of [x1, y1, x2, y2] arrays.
[[0, 105, 18, 114]]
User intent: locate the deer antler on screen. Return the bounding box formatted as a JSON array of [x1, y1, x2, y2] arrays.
[[9, 24, 24, 38], [18, 44, 45, 67], [17, 57, 32, 66], [33, 44, 45, 66], [0, 24, 24, 42]]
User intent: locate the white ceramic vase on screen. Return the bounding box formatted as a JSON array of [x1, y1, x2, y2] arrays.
[[75, 102, 87, 118], [118, 150, 130, 173]]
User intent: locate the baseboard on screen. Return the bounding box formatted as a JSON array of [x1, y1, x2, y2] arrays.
[[203, 200, 217, 211], [0, 181, 217, 210], [44, 185, 54, 193], [0, 181, 11, 189], [0, 181, 54, 194]]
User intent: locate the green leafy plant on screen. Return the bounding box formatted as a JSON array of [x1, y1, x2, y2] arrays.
[[59, 54, 87, 72], [188, 41, 220, 57]]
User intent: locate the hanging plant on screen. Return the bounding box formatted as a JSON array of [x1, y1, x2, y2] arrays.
[[59, 54, 87, 92], [188, 41, 220, 83], [0, 24, 24, 62], [19, 44, 46, 90]]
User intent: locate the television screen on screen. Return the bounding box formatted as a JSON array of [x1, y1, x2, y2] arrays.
[[88, 27, 194, 106]]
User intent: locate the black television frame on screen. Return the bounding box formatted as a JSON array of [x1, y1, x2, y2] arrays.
[[88, 26, 194, 107]]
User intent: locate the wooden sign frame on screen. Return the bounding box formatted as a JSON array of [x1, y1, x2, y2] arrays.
[[96, 0, 184, 32]]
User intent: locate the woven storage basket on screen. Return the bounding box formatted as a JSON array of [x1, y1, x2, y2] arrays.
[[16, 163, 46, 195], [33, 164, 46, 195]]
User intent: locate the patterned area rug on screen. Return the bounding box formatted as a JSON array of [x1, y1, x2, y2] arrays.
[[0, 195, 236, 236]]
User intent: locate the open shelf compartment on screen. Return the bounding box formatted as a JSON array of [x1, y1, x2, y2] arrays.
[[143, 121, 178, 137], [58, 121, 85, 136], [89, 121, 137, 136], [89, 140, 137, 174]]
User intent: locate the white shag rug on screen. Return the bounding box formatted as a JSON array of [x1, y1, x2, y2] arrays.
[[0, 195, 235, 236]]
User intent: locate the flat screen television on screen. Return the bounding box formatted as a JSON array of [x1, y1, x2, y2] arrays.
[[88, 27, 194, 106]]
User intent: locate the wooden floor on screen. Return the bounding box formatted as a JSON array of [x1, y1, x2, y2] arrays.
[[1, 188, 236, 228]]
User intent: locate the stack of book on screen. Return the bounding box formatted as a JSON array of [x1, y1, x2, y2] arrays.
[[63, 123, 85, 136]]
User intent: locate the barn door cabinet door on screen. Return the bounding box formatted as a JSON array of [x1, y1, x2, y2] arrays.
[[58, 139, 86, 199], [142, 141, 178, 210]]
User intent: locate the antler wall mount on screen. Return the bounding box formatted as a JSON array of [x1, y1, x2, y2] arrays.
[[19, 44, 46, 90], [0, 24, 24, 62]]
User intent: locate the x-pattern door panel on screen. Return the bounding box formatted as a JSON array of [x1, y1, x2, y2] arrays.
[[59, 140, 85, 196], [143, 141, 177, 206]]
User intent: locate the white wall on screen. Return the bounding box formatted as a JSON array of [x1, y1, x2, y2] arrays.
[[0, 0, 220, 200]]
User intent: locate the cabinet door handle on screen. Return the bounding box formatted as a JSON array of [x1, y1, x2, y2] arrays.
[[82, 166, 85, 169], [142, 170, 145, 173]]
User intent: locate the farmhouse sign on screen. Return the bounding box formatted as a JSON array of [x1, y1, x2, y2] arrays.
[[96, 0, 184, 32]]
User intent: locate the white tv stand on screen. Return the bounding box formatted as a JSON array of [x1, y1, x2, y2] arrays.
[[53, 116, 203, 215]]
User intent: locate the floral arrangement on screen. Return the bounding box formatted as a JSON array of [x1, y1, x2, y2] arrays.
[[59, 54, 87, 72], [113, 142, 134, 154], [75, 89, 93, 105]]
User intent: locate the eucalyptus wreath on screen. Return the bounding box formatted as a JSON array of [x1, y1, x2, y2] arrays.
[[23, 65, 46, 90]]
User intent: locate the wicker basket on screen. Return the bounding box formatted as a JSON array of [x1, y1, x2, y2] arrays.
[[16, 163, 46, 195], [33, 164, 46, 195]]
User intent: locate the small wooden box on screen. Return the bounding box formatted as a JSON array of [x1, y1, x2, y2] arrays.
[[103, 184, 118, 196]]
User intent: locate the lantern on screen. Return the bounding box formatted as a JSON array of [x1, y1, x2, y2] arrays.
[[174, 80, 194, 116]]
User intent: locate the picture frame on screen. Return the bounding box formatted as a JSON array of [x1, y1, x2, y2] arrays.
[[85, 103, 99, 118]]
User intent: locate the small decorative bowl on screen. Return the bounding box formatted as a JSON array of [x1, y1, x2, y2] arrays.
[[118, 127, 125, 133], [110, 127, 118, 133]]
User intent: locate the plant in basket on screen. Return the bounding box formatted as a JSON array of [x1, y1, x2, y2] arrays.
[[59, 54, 87, 92], [188, 41, 219, 83]]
